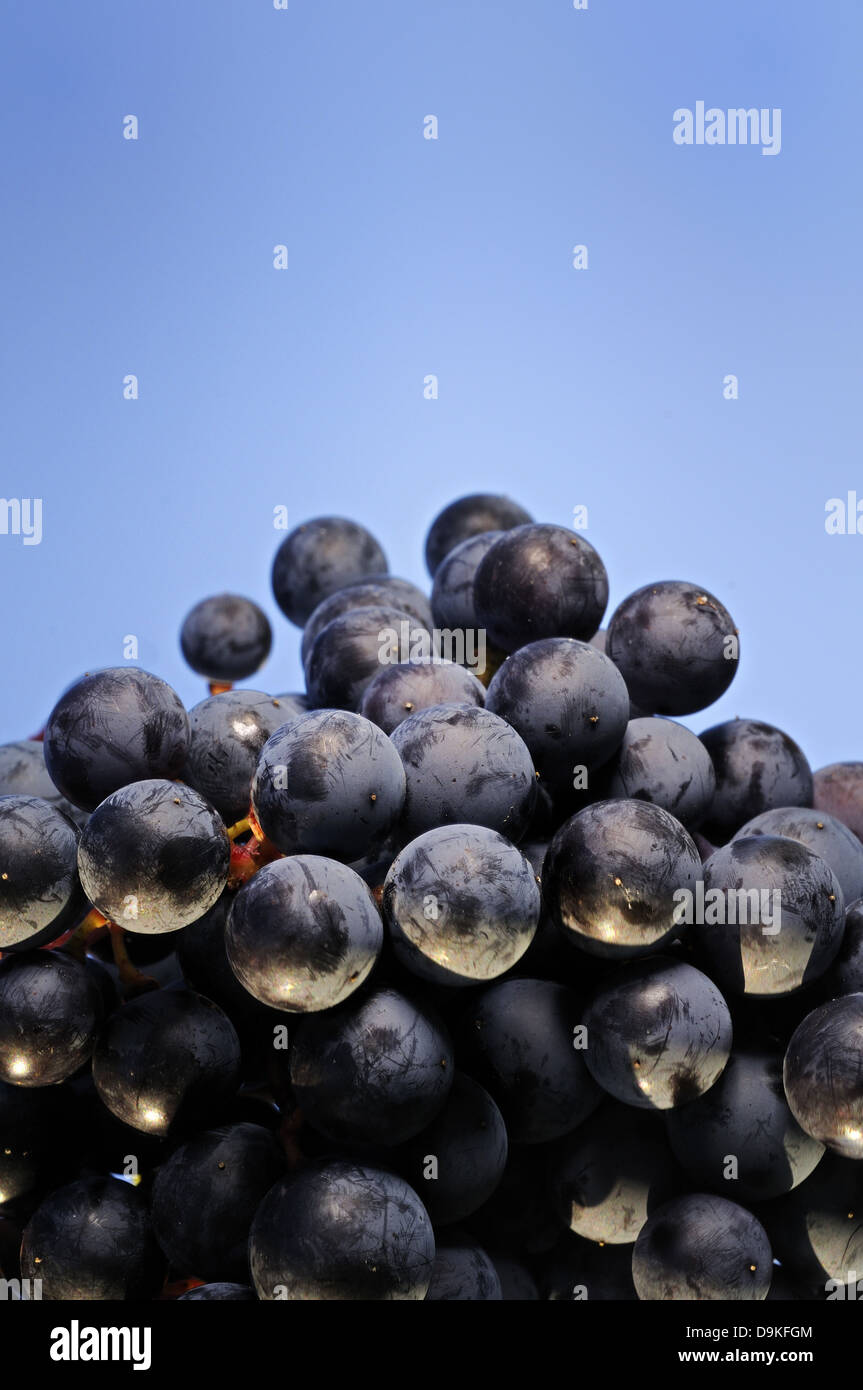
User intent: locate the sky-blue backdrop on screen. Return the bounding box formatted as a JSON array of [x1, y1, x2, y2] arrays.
[[1, 1, 860, 769]]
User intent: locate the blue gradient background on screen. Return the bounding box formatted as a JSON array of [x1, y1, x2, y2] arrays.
[[1, 1, 860, 767]]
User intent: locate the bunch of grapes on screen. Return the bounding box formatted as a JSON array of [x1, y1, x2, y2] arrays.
[[1, 493, 862, 1303]]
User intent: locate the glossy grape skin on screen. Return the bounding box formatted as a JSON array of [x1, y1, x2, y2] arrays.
[[699, 718, 814, 843], [271, 516, 388, 626], [732, 806, 863, 908], [473, 524, 609, 652], [582, 958, 733, 1110], [180, 594, 272, 682], [665, 1050, 824, 1202], [178, 1283, 257, 1301], [0, 796, 81, 949], [459, 978, 601, 1144], [20, 1176, 164, 1300], [430, 531, 503, 630], [300, 579, 433, 669], [390, 704, 537, 844], [290, 987, 454, 1147], [0, 952, 103, 1087], [783, 994, 863, 1158], [814, 762, 863, 842], [824, 898, 863, 996], [394, 1072, 508, 1226], [92, 989, 241, 1138], [183, 690, 290, 825], [424, 494, 532, 576], [595, 718, 717, 830], [151, 1123, 285, 1282], [382, 823, 540, 986], [759, 1153, 863, 1287], [305, 605, 427, 711], [175, 894, 287, 1059], [249, 1160, 435, 1300], [252, 710, 406, 861], [693, 836, 845, 997], [0, 740, 86, 828], [632, 1193, 772, 1301], [43, 667, 190, 812], [360, 660, 485, 736], [77, 779, 230, 934], [226, 855, 383, 1012], [485, 639, 630, 790], [542, 800, 702, 958], [605, 581, 739, 716], [425, 1240, 502, 1300], [549, 1103, 679, 1244]]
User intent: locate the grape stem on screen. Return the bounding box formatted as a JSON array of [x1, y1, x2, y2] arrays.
[[207, 680, 233, 696], [109, 923, 160, 997], [55, 906, 110, 960]]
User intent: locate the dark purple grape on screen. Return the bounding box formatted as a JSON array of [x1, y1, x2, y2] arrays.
[[390, 704, 537, 844], [473, 524, 608, 652], [0, 740, 86, 827], [43, 667, 190, 812], [271, 517, 388, 626], [595, 717, 716, 829], [485, 638, 630, 790], [733, 807, 863, 907], [77, 779, 230, 934], [92, 989, 241, 1137], [0, 951, 102, 1086], [542, 800, 701, 958], [394, 1072, 508, 1225], [425, 1239, 502, 1300], [300, 578, 433, 668], [665, 1049, 824, 1201], [382, 823, 540, 986], [824, 899, 863, 996], [290, 987, 453, 1146], [180, 594, 272, 682], [226, 855, 383, 1012], [549, 1102, 679, 1244], [0, 796, 81, 949], [430, 531, 503, 629], [360, 659, 485, 736], [693, 836, 844, 996], [305, 606, 433, 711], [760, 1153, 863, 1287], [251, 710, 405, 861], [183, 690, 292, 825], [605, 581, 739, 716], [814, 762, 863, 842], [459, 978, 601, 1143], [632, 1193, 772, 1300], [249, 1160, 434, 1300], [151, 1123, 285, 1282], [582, 957, 733, 1109], [19, 1176, 164, 1300], [699, 718, 813, 842], [424, 494, 532, 576], [178, 1283, 257, 1301], [783, 994, 863, 1158]]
